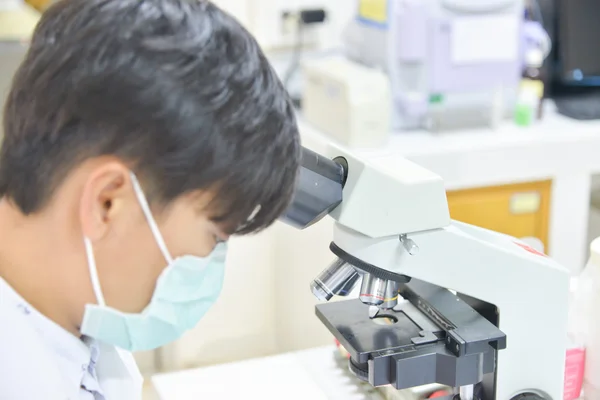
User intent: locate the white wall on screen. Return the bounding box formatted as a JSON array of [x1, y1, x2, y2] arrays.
[[271, 132, 339, 352]]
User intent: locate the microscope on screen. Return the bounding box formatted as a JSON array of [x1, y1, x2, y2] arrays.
[[281, 145, 570, 400]]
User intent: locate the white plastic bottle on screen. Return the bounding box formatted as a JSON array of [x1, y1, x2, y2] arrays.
[[569, 238, 600, 399]]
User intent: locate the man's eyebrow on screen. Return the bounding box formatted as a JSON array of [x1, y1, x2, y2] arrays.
[[209, 203, 260, 224], [209, 214, 238, 234]]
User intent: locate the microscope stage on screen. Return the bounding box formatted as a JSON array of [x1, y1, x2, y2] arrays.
[[315, 280, 506, 390], [316, 299, 443, 364]]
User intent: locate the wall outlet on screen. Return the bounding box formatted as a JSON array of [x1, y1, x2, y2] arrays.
[[248, 0, 353, 52], [249, 0, 325, 51], [273, 9, 320, 50], [281, 10, 300, 36]]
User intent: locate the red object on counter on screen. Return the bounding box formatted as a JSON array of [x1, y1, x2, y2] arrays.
[[429, 391, 451, 398], [564, 346, 585, 400], [333, 339, 351, 359]]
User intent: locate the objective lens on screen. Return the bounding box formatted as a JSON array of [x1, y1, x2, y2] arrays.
[[337, 271, 361, 297], [310, 259, 360, 302], [359, 274, 387, 306], [379, 280, 399, 310]]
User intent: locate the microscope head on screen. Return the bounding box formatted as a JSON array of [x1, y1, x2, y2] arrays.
[[283, 144, 449, 235], [281, 143, 450, 307], [323, 143, 450, 238]]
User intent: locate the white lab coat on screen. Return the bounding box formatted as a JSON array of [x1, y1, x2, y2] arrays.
[[0, 281, 144, 400]]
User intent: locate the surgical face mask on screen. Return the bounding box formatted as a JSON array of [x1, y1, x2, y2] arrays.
[[80, 173, 227, 352]]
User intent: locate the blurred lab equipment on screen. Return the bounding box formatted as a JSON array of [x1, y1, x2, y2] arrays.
[[517, 2, 552, 125], [279, 144, 570, 399], [281, 8, 328, 107], [551, 0, 600, 120], [531, 0, 555, 88], [0, 0, 39, 137], [342, 0, 523, 132], [302, 56, 391, 148]]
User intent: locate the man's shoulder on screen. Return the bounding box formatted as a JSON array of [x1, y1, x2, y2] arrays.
[[0, 296, 38, 344], [0, 301, 68, 398], [0, 282, 44, 352]]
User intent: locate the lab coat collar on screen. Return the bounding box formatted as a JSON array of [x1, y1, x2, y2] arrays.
[[96, 342, 144, 400]]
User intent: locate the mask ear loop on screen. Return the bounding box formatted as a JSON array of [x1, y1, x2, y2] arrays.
[[84, 236, 106, 307], [129, 173, 174, 265]]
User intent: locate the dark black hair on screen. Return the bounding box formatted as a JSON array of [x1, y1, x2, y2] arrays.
[[0, 0, 300, 235]]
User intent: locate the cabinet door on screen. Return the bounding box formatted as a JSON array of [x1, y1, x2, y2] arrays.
[[446, 180, 552, 251], [25, 0, 49, 11]]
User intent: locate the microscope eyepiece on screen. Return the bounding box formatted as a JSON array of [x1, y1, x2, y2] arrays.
[[280, 147, 346, 230], [310, 258, 360, 302]]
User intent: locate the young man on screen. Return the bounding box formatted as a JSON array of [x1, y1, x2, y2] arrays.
[[0, 0, 300, 398]]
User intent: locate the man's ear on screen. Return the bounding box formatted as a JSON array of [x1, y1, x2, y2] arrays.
[[79, 162, 133, 241]]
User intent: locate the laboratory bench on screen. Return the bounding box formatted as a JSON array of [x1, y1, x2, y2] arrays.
[[150, 342, 581, 400], [151, 346, 387, 400], [298, 106, 600, 274]]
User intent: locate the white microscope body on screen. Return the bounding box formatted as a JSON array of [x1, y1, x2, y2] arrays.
[[320, 143, 570, 399]]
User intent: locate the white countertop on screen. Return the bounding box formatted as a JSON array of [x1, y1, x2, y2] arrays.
[[152, 346, 378, 400]]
